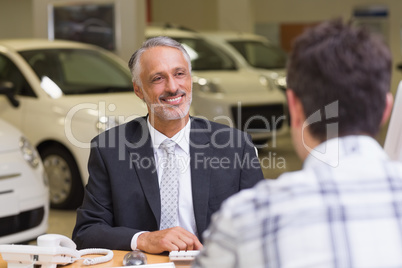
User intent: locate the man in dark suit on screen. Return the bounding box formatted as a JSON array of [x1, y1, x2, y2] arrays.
[[72, 36, 264, 253]]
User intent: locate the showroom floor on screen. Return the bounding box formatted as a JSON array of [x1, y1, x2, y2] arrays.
[[47, 125, 388, 239], [47, 209, 77, 238]]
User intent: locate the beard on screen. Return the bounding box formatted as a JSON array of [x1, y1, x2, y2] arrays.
[[144, 89, 192, 121]]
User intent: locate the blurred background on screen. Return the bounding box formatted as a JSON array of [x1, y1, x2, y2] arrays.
[[0, 0, 398, 243]]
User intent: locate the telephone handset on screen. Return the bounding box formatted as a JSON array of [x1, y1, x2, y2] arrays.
[[0, 234, 113, 268]]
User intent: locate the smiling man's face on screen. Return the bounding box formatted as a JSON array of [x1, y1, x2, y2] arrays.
[[134, 46, 192, 124]]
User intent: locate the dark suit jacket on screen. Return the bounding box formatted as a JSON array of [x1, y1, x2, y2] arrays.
[[72, 116, 264, 250]]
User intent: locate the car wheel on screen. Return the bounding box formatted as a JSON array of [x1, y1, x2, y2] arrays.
[[40, 145, 84, 210]]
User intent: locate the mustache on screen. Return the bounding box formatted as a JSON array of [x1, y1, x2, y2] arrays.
[[159, 89, 186, 99]]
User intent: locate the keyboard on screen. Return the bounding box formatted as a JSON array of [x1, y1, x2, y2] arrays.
[[169, 250, 200, 262], [115, 264, 175, 268]]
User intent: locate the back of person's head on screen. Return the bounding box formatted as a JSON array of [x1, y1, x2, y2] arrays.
[[286, 18, 391, 141], [128, 36, 192, 88]]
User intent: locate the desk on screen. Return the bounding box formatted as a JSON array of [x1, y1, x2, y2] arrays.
[[0, 250, 190, 268]]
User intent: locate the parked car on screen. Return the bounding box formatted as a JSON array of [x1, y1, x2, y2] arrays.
[[199, 31, 288, 93], [146, 25, 289, 144], [0, 39, 148, 209], [0, 116, 48, 244]]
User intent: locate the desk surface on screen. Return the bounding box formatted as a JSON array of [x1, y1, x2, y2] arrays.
[[0, 250, 184, 268]]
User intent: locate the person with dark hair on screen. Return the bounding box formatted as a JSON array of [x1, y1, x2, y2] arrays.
[[193, 19, 402, 267], [72, 36, 264, 253]]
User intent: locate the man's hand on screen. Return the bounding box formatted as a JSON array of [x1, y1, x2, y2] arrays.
[[137, 227, 203, 254]]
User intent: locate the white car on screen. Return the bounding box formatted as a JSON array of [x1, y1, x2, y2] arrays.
[[146, 25, 289, 143], [0, 117, 48, 244], [0, 39, 148, 209], [199, 31, 288, 94]]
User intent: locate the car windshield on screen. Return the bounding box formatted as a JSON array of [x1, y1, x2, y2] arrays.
[[228, 40, 287, 69], [173, 37, 236, 71], [19, 49, 133, 95]]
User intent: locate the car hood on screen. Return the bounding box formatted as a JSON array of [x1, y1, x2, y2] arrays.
[[193, 69, 270, 93], [255, 68, 286, 82], [0, 120, 21, 152], [257, 68, 286, 77], [49, 92, 148, 124]]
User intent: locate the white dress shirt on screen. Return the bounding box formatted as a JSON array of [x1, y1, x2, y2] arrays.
[[131, 119, 196, 249]]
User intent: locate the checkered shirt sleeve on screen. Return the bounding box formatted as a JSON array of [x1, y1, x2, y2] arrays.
[[193, 136, 402, 268]]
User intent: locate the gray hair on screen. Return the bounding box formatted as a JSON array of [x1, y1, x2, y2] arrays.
[[128, 36, 192, 87]]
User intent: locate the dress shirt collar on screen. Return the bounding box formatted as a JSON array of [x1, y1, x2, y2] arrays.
[[303, 135, 388, 169], [147, 117, 191, 155]]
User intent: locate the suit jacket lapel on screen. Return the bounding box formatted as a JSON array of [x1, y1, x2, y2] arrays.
[[189, 117, 212, 237], [126, 116, 161, 227]]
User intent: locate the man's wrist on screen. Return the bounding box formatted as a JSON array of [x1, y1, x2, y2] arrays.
[[131, 231, 148, 250]]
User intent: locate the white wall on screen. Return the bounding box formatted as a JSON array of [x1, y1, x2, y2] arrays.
[[0, 0, 33, 38], [151, 0, 254, 32], [217, 0, 254, 32], [151, 0, 218, 30]]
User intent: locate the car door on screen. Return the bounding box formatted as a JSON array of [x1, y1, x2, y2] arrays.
[[0, 53, 33, 129]]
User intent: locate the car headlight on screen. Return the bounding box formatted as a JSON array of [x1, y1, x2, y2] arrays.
[[274, 76, 287, 91], [259, 75, 271, 90], [192, 77, 222, 93], [19, 136, 40, 169], [96, 116, 119, 132]]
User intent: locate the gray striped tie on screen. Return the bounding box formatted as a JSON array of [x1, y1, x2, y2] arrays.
[[159, 139, 179, 230]]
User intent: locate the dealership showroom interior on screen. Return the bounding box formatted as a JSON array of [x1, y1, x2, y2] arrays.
[[2, 0, 402, 267]]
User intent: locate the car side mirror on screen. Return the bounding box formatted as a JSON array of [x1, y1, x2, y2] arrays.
[[0, 81, 20, 107]]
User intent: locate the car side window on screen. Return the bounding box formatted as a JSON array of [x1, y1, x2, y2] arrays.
[[228, 41, 287, 69], [0, 54, 36, 97], [174, 38, 237, 71]]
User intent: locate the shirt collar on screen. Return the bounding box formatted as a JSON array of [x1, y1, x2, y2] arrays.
[[147, 118, 191, 155], [303, 135, 388, 169]]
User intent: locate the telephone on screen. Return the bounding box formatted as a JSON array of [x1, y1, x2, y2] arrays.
[[0, 234, 113, 268]]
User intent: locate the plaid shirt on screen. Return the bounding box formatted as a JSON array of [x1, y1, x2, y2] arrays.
[[193, 136, 402, 268]]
